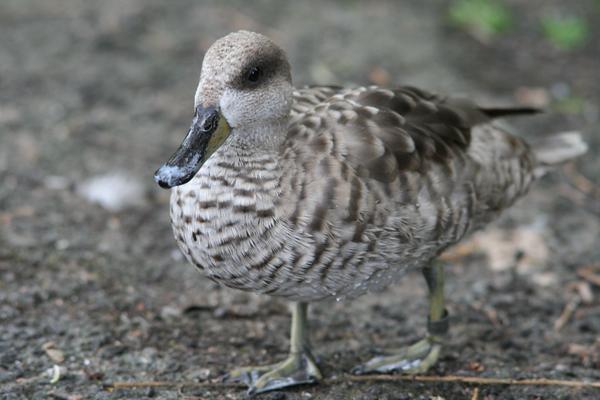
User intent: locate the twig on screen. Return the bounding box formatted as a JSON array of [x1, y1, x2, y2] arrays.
[[568, 281, 594, 304], [345, 374, 600, 388], [577, 264, 600, 287], [563, 164, 599, 197], [104, 374, 600, 392], [103, 380, 244, 391], [554, 295, 581, 331], [561, 166, 600, 216], [471, 387, 480, 400]]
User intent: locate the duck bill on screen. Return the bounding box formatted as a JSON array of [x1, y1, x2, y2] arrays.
[[154, 105, 230, 189]]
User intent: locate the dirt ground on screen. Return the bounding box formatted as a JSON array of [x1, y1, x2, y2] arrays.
[[1, 1, 599, 399]]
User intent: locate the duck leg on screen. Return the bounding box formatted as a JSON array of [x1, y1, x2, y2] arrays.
[[225, 302, 322, 395], [353, 262, 449, 374]]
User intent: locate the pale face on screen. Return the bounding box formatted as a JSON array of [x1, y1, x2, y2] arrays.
[[194, 30, 294, 128]]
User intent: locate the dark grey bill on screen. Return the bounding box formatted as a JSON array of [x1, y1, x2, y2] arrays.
[[154, 105, 220, 189]]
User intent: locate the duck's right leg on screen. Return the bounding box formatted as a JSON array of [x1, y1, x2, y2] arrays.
[[224, 302, 322, 395], [352, 261, 449, 374]]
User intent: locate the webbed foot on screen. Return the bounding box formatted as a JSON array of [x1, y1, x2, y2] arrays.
[[353, 260, 450, 376], [224, 351, 322, 395], [352, 335, 442, 374]]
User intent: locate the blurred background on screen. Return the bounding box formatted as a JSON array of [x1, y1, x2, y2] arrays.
[[1, 1, 599, 399]]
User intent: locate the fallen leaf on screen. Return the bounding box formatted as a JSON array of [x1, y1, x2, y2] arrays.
[[471, 227, 549, 272], [515, 87, 550, 108], [568, 343, 594, 365], [368, 66, 391, 86], [467, 361, 486, 372], [42, 342, 65, 363]]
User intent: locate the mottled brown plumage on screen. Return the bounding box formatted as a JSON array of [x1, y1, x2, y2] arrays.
[[169, 81, 543, 301], [155, 30, 587, 394]]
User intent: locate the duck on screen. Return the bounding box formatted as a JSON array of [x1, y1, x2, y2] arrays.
[[154, 30, 587, 395]]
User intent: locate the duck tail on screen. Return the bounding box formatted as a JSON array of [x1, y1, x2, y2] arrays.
[[480, 106, 542, 118], [532, 131, 588, 177]]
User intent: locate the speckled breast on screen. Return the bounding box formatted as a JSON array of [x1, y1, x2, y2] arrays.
[[168, 154, 319, 296], [168, 169, 437, 302]]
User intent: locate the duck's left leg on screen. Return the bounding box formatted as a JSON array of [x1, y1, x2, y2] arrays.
[[352, 261, 449, 374], [225, 302, 322, 395]]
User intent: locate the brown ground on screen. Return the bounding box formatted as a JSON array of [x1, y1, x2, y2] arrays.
[[1, 1, 599, 399]]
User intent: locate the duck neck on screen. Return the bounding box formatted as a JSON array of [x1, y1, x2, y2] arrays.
[[203, 118, 289, 184], [225, 119, 288, 155]]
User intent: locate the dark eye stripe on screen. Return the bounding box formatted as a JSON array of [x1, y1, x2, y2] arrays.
[[235, 63, 273, 90], [233, 51, 284, 90]]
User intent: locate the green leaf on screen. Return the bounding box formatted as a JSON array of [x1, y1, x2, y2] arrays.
[[449, 0, 512, 39], [542, 15, 588, 50], [553, 96, 586, 114]]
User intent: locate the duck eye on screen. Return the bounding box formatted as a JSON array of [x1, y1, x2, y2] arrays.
[[245, 66, 262, 83]]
